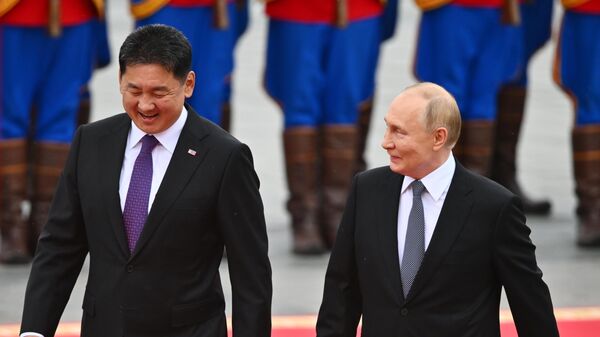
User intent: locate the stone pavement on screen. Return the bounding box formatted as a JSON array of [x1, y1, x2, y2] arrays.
[[1, 1, 600, 329]]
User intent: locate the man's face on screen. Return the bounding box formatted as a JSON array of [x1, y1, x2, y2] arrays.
[[120, 64, 195, 134], [381, 94, 437, 179]]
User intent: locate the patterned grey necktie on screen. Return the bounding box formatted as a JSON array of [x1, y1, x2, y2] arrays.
[[401, 180, 426, 297]]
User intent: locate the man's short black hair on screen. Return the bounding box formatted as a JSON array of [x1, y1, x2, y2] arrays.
[[119, 24, 192, 82]]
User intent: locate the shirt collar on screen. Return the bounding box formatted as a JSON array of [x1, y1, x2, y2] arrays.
[[128, 106, 188, 153], [401, 154, 456, 201]]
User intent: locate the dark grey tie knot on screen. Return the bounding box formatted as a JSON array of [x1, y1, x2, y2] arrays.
[[140, 135, 159, 154], [412, 180, 425, 197]]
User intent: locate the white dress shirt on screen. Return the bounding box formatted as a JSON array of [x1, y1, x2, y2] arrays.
[[397, 154, 456, 266], [118, 107, 187, 212], [20, 108, 188, 337]]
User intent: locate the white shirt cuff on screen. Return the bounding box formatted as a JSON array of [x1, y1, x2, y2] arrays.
[[20, 333, 44, 337]]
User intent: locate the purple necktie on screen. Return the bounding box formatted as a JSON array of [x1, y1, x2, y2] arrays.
[[123, 135, 159, 252]]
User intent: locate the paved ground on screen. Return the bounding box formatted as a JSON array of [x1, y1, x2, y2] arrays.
[[2, 1, 600, 330]]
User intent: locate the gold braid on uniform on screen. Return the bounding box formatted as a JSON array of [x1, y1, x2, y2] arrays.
[[0, 0, 20, 17], [562, 0, 592, 8], [414, 0, 453, 11], [131, 0, 170, 20]]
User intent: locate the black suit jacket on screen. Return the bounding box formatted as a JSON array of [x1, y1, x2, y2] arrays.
[[316, 162, 559, 337], [21, 107, 272, 337]]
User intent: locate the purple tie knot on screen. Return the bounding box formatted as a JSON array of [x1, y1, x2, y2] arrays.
[[140, 135, 159, 154]]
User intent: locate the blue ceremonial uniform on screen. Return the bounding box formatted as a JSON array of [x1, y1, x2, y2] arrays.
[[556, 10, 600, 125], [264, 0, 386, 255], [265, 17, 382, 127], [0, 0, 102, 264], [555, 1, 600, 246], [490, 0, 554, 216], [414, 4, 519, 121], [510, 0, 554, 86]]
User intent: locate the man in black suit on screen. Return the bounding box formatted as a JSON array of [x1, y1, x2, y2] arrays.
[[316, 82, 559, 337], [20, 24, 272, 337]]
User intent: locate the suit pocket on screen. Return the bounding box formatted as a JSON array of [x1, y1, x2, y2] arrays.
[[171, 296, 225, 327]]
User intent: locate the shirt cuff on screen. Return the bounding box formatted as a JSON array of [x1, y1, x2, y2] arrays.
[[20, 333, 44, 337]]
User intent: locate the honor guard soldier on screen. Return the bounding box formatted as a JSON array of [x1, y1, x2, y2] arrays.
[[130, 0, 249, 131], [0, 0, 104, 264], [264, 0, 386, 255], [413, 0, 521, 177], [491, 0, 554, 215], [554, 0, 600, 247]]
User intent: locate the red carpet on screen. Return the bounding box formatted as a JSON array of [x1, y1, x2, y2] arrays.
[[270, 322, 600, 337], [2, 308, 599, 336]]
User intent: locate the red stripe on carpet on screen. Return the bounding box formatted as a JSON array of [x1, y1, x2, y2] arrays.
[[2, 309, 599, 337], [501, 320, 600, 337], [268, 321, 600, 337]]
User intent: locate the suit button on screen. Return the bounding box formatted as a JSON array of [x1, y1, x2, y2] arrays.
[[127, 265, 134, 273], [400, 308, 408, 316]]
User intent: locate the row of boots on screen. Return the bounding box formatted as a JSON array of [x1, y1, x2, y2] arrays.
[[454, 85, 600, 247], [284, 99, 374, 255], [284, 126, 358, 255], [0, 140, 69, 264], [282, 85, 600, 251]]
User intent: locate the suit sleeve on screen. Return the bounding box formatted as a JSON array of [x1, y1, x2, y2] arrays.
[[20, 127, 89, 337], [217, 143, 272, 337], [492, 196, 559, 337], [316, 176, 362, 337]]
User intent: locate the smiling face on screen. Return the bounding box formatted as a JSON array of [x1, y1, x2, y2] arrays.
[[381, 92, 449, 179], [120, 63, 195, 134]]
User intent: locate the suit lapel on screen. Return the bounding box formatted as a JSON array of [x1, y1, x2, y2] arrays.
[[377, 169, 405, 305], [404, 163, 474, 302], [99, 115, 131, 257], [130, 110, 210, 260]]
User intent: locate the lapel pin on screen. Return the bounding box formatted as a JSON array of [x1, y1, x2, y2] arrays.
[[187, 149, 197, 156]]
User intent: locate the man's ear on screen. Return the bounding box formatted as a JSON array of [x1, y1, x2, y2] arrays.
[[433, 127, 448, 151], [184, 71, 196, 98]]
